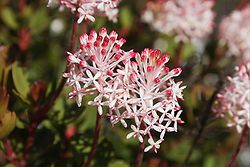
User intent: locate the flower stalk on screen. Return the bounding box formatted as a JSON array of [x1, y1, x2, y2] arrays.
[[135, 136, 146, 167], [82, 113, 102, 167], [227, 124, 249, 167], [184, 82, 223, 166], [24, 7, 80, 158]]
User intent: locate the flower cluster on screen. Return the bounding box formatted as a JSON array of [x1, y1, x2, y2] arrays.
[[47, 0, 121, 23], [219, 4, 250, 61], [64, 28, 186, 153], [142, 0, 215, 42], [213, 62, 250, 133]]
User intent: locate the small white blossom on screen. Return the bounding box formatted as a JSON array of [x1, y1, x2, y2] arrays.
[[63, 29, 186, 153], [142, 0, 215, 42], [47, 0, 121, 23], [213, 62, 250, 133], [219, 5, 250, 61]]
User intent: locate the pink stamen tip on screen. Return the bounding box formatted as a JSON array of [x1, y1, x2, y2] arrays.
[[86, 42, 92, 48], [107, 70, 113, 76], [66, 55, 73, 62], [94, 41, 100, 47], [147, 66, 154, 72], [165, 89, 172, 95], [102, 41, 108, 47], [129, 52, 136, 58], [114, 53, 121, 60], [79, 60, 86, 67], [174, 68, 182, 75], [115, 44, 121, 50], [141, 54, 147, 61], [119, 38, 126, 44], [88, 35, 94, 41], [156, 59, 163, 66], [154, 77, 160, 83], [100, 27, 107, 36], [177, 120, 185, 124], [97, 36, 103, 41], [104, 36, 109, 42], [101, 49, 107, 55], [164, 66, 170, 73], [90, 55, 96, 61], [130, 73, 136, 80], [110, 37, 116, 43]]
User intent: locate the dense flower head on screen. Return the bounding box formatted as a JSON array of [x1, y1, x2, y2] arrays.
[[109, 48, 186, 153], [142, 0, 215, 42], [63, 27, 130, 114], [219, 4, 250, 61], [47, 0, 121, 23], [213, 62, 250, 133], [63, 28, 186, 153]]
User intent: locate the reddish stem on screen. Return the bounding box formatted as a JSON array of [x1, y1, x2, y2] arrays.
[[24, 9, 79, 158], [2, 138, 24, 166], [134, 139, 145, 167], [19, 0, 26, 14], [227, 125, 249, 167], [2, 138, 16, 161], [82, 113, 102, 167], [237, 0, 249, 9]]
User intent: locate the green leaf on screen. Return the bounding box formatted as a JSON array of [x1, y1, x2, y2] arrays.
[[204, 155, 217, 167], [108, 160, 129, 167], [120, 6, 134, 29], [12, 63, 30, 99], [0, 46, 9, 68], [0, 112, 16, 139], [0, 87, 9, 118], [165, 139, 201, 163], [29, 9, 49, 35], [182, 42, 195, 60], [1, 8, 18, 30]]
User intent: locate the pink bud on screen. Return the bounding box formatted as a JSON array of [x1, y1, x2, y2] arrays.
[[100, 27, 107, 36], [67, 55, 73, 62], [177, 120, 185, 124], [94, 41, 100, 47], [164, 66, 170, 73], [173, 68, 182, 75], [165, 89, 172, 96], [107, 70, 113, 76], [101, 48, 107, 55], [154, 77, 160, 83], [90, 55, 96, 61], [147, 66, 154, 72], [114, 53, 121, 60]]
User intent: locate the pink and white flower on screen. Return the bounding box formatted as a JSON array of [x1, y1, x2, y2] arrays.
[[219, 4, 250, 61], [142, 0, 215, 42], [213, 62, 250, 133], [107, 48, 186, 152], [64, 27, 131, 113], [47, 0, 121, 23], [64, 28, 186, 153]]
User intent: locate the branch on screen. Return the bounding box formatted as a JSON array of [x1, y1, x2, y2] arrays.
[[24, 9, 79, 157], [184, 82, 223, 166], [82, 113, 102, 167], [2, 138, 24, 166], [134, 139, 145, 167], [227, 125, 249, 167]]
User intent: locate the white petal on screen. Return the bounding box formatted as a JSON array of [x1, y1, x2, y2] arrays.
[[126, 132, 134, 139], [144, 145, 153, 152]]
